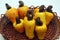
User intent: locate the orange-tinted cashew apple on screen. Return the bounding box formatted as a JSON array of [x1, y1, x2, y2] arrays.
[[18, 1, 29, 19], [5, 3, 18, 23]]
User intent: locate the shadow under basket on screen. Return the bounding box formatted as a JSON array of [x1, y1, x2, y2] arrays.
[[0, 13, 60, 40]]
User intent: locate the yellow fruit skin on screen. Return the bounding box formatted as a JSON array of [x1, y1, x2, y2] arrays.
[[5, 8, 18, 23], [34, 12, 46, 24], [18, 6, 28, 19], [34, 8, 39, 13], [45, 12, 54, 25], [13, 19, 24, 33], [24, 17, 35, 39], [35, 24, 47, 40]]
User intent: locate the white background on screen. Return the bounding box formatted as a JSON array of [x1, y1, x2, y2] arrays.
[[0, 0, 60, 16], [0, 0, 60, 40]]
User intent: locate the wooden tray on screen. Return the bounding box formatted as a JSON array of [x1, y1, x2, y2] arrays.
[[0, 13, 60, 40]]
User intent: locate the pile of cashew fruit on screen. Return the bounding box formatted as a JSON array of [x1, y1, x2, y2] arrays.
[[5, 1, 54, 40]]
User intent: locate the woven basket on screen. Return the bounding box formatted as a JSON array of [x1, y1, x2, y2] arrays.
[[0, 13, 60, 40]]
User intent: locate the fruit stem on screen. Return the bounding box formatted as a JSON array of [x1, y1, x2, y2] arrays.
[[35, 17, 43, 26], [5, 3, 11, 10], [16, 17, 21, 24], [39, 5, 45, 12], [26, 10, 34, 20], [46, 5, 53, 13], [19, 1, 24, 7]]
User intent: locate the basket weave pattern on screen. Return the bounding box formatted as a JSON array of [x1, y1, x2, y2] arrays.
[[0, 14, 60, 40]]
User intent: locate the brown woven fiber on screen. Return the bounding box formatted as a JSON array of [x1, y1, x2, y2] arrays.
[[0, 13, 60, 40], [58, 16, 60, 35]]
